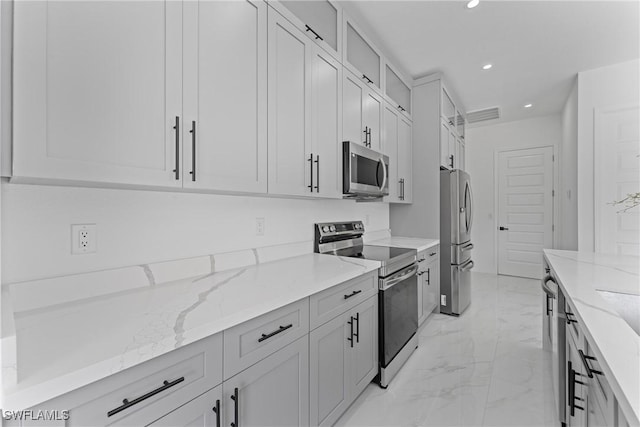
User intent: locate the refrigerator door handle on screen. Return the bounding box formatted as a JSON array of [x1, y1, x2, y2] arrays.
[[465, 181, 474, 234], [459, 259, 474, 272]]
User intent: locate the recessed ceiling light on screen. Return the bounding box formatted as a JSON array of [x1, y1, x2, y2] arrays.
[[482, 64, 492, 70], [467, 0, 480, 8], [524, 104, 533, 108]]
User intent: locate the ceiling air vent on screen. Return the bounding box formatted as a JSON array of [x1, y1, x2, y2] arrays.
[[466, 107, 500, 124]]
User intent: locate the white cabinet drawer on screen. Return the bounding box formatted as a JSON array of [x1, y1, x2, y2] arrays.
[[36, 333, 222, 426], [223, 299, 309, 380], [309, 272, 377, 330]]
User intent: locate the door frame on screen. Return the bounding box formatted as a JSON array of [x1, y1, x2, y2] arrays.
[[493, 145, 559, 275]]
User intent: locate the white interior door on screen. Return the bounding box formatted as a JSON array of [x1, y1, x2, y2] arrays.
[[595, 105, 640, 256], [497, 147, 554, 279]]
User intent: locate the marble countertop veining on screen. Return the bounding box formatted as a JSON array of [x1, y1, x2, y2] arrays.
[[367, 236, 439, 252], [543, 249, 640, 425], [1, 253, 380, 410]]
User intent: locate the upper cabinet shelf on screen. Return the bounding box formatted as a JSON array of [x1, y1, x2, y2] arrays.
[[343, 12, 383, 95], [385, 63, 412, 119], [272, 0, 342, 61]]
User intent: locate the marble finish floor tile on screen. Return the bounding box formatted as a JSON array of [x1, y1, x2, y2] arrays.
[[335, 272, 558, 427]]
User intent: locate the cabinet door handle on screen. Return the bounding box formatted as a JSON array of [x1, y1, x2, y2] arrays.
[[347, 316, 354, 348], [362, 74, 373, 84], [578, 349, 603, 377], [429, 252, 437, 257], [499, 226, 509, 231], [172, 116, 180, 180], [449, 154, 454, 169], [566, 312, 578, 325], [212, 399, 221, 427], [367, 128, 372, 147], [397, 105, 405, 112], [107, 377, 185, 417], [344, 289, 362, 299], [258, 324, 293, 343], [354, 312, 360, 343], [427, 268, 430, 284], [307, 153, 314, 192], [363, 127, 369, 146], [189, 120, 196, 181], [546, 294, 552, 316], [314, 155, 320, 192], [230, 387, 239, 427], [304, 24, 324, 41]]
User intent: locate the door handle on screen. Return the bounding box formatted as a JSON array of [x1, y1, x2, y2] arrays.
[[189, 120, 196, 182], [499, 226, 509, 231]]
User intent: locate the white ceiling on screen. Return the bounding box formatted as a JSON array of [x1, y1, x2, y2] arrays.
[[340, 0, 640, 126]]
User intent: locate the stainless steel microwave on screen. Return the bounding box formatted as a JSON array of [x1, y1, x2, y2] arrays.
[[342, 141, 389, 199]]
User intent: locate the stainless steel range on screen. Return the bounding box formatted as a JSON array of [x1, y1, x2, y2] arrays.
[[314, 221, 419, 388]]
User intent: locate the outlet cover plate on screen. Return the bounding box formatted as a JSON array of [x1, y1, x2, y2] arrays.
[[71, 224, 97, 254]]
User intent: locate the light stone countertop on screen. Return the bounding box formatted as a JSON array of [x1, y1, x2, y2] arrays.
[[543, 249, 640, 425], [1, 253, 380, 410], [367, 236, 439, 253]]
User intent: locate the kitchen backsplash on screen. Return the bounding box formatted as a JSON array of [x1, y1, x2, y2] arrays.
[[1, 182, 389, 284]]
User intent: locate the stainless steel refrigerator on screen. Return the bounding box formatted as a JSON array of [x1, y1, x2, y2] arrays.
[[440, 169, 474, 315]]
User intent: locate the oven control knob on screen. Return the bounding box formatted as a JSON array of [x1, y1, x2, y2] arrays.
[[330, 225, 336, 232], [322, 226, 330, 233]]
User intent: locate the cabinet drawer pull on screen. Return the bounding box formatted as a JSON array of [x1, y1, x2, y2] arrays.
[[172, 116, 180, 180], [230, 387, 239, 427], [578, 349, 604, 378], [212, 399, 221, 427], [344, 289, 362, 300], [107, 377, 185, 417], [362, 74, 373, 84], [566, 312, 578, 325], [429, 252, 437, 257], [418, 258, 426, 263], [258, 324, 293, 343]]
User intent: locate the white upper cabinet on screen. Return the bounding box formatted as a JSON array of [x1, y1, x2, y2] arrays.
[[275, 0, 341, 61], [343, 13, 383, 95], [343, 71, 382, 152], [398, 116, 413, 203], [267, 8, 341, 199], [311, 47, 343, 198], [12, 1, 183, 187], [183, 0, 267, 193], [442, 88, 456, 128], [267, 8, 313, 197], [385, 64, 412, 119], [384, 103, 411, 203]]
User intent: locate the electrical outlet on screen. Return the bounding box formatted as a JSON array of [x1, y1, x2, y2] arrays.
[[71, 224, 97, 254], [441, 295, 446, 306], [256, 218, 265, 236]]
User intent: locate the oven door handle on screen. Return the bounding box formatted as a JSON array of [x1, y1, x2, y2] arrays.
[[541, 275, 556, 298], [380, 264, 418, 290]]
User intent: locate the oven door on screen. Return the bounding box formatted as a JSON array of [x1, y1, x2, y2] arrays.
[[379, 263, 419, 368], [343, 141, 389, 196]]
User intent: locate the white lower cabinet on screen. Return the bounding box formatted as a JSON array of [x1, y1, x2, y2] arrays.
[[310, 295, 378, 427], [223, 336, 310, 427], [149, 385, 222, 427], [417, 247, 439, 325]]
